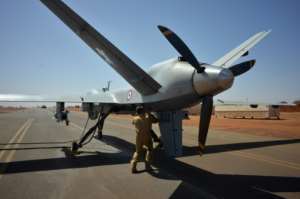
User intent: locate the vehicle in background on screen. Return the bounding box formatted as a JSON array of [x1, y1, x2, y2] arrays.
[[41, 105, 47, 109]]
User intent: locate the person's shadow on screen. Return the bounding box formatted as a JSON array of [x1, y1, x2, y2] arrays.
[[99, 135, 300, 199]]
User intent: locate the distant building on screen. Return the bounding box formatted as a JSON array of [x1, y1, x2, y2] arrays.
[[279, 101, 300, 112], [67, 105, 81, 112], [214, 104, 280, 119]]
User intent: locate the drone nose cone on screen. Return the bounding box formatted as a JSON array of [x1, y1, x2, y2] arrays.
[[218, 68, 234, 89]]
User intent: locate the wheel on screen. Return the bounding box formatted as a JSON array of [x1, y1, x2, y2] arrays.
[[71, 141, 79, 153], [97, 130, 103, 140]]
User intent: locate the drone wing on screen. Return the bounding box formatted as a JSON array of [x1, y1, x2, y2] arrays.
[[40, 0, 161, 96], [213, 30, 271, 68]]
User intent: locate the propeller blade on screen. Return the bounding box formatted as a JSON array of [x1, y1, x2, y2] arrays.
[[158, 25, 205, 73], [198, 96, 213, 155], [229, 60, 256, 77]]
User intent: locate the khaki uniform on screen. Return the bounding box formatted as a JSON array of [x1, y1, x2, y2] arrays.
[[131, 113, 155, 167]]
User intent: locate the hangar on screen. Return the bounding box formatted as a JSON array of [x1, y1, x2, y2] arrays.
[[214, 104, 280, 119]]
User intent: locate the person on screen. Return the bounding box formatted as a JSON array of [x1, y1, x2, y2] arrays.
[[62, 109, 69, 126], [130, 106, 154, 173], [54, 109, 69, 126]]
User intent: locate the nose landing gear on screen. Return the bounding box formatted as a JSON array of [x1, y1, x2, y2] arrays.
[[71, 110, 110, 153]]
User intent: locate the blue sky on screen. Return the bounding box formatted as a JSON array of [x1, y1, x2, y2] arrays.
[[0, 0, 299, 103]]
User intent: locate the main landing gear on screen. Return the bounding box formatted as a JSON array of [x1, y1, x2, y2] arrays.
[[71, 111, 110, 153]]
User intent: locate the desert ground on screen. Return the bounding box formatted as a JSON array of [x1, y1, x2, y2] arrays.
[[111, 112, 300, 139]]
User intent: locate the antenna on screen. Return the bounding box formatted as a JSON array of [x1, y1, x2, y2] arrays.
[[102, 80, 112, 92]]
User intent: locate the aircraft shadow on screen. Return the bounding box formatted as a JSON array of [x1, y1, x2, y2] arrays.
[[182, 138, 300, 156], [0, 150, 130, 174], [100, 135, 300, 198], [165, 157, 299, 199], [0, 135, 299, 198]]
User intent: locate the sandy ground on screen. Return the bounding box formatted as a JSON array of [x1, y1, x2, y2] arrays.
[[0, 107, 26, 113], [184, 112, 300, 138], [111, 112, 300, 139]]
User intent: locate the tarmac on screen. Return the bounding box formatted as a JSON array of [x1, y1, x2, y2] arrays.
[[0, 108, 299, 199]]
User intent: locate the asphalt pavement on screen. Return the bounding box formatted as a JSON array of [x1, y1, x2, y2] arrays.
[[0, 108, 299, 199]]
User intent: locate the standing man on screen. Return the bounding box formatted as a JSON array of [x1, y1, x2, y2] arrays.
[[131, 106, 153, 173]]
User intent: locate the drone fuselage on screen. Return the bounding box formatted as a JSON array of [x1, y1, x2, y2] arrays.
[[86, 58, 234, 112]]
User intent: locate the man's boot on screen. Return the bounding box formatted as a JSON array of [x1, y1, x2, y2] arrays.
[[131, 161, 137, 173], [145, 162, 152, 171]]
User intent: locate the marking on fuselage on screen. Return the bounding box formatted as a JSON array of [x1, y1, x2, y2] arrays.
[[127, 90, 132, 101]]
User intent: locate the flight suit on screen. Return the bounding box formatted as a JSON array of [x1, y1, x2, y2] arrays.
[[131, 113, 155, 171]]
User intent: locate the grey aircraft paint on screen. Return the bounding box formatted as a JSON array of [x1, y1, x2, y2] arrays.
[[84, 58, 234, 112]]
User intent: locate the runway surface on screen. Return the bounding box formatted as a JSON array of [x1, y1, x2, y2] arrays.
[[0, 108, 299, 199]]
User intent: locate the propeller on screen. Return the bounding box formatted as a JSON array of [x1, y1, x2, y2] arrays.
[[198, 96, 213, 155], [158, 25, 256, 155], [158, 25, 205, 73], [228, 60, 256, 77], [196, 60, 255, 155]]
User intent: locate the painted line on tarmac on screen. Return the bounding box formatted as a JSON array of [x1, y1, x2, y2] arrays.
[[45, 110, 56, 119], [0, 118, 34, 179], [230, 150, 300, 170], [70, 120, 133, 131], [106, 121, 133, 130], [71, 112, 132, 121], [109, 115, 132, 121], [0, 119, 32, 160], [70, 122, 83, 131]]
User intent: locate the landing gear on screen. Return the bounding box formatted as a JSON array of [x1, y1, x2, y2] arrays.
[[71, 111, 110, 153], [71, 141, 80, 152], [157, 111, 186, 157], [96, 112, 109, 140]]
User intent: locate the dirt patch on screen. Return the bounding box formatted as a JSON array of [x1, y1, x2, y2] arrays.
[[78, 112, 300, 139], [0, 106, 26, 113], [184, 112, 300, 138]]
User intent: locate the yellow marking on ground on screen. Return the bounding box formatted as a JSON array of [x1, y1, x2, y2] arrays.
[[70, 122, 83, 131], [0, 119, 32, 160], [46, 110, 54, 117], [72, 112, 132, 121], [109, 115, 132, 121], [230, 150, 300, 170], [106, 121, 133, 130], [70, 120, 133, 131], [0, 119, 34, 179]]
